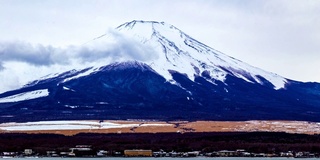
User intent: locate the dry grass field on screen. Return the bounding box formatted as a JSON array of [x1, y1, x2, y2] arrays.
[[1, 120, 320, 136]]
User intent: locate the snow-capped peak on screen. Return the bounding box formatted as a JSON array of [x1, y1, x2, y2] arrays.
[[23, 20, 287, 90], [114, 20, 287, 89]]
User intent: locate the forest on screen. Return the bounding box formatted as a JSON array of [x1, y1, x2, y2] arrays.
[[1, 132, 320, 155]]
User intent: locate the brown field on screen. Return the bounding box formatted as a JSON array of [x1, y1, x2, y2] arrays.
[[1, 120, 320, 136]]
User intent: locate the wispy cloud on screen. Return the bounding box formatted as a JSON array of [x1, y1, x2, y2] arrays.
[[0, 29, 158, 93], [0, 29, 157, 69], [76, 29, 158, 63], [0, 42, 54, 68]]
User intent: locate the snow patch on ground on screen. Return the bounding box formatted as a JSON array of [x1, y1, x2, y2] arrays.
[[0, 89, 49, 103], [0, 120, 172, 131]]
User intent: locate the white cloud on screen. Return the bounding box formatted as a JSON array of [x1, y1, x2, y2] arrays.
[[0, 29, 158, 93]]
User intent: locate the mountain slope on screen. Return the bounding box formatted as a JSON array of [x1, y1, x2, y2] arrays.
[[0, 20, 319, 123], [115, 20, 287, 90]]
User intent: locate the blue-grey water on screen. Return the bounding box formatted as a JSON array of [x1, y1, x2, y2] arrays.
[[3, 158, 318, 160]]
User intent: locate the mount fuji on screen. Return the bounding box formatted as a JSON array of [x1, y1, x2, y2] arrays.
[[0, 20, 320, 123]]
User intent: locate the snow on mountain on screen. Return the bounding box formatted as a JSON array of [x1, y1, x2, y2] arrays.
[[0, 89, 49, 103], [92, 20, 288, 89], [60, 67, 97, 84], [63, 86, 75, 92], [21, 20, 287, 90], [1, 20, 320, 123], [0, 20, 289, 105]]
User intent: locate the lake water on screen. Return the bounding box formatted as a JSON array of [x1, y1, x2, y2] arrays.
[[3, 158, 318, 160]]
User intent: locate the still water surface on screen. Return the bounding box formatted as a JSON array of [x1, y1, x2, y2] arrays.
[[4, 158, 318, 160]]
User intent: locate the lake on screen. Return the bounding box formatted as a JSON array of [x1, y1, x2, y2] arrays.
[[3, 158, 318, 160]]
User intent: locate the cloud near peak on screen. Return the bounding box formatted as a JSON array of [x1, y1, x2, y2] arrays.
[[0, 29, 158, 93], [0, 29, 158, 69]]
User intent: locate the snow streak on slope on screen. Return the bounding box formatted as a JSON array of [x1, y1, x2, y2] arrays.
[[0, 89, 49, 103], [114, 20, 287, 89]]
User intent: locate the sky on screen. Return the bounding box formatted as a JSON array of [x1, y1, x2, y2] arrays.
[[0, 0, 319, 93]]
